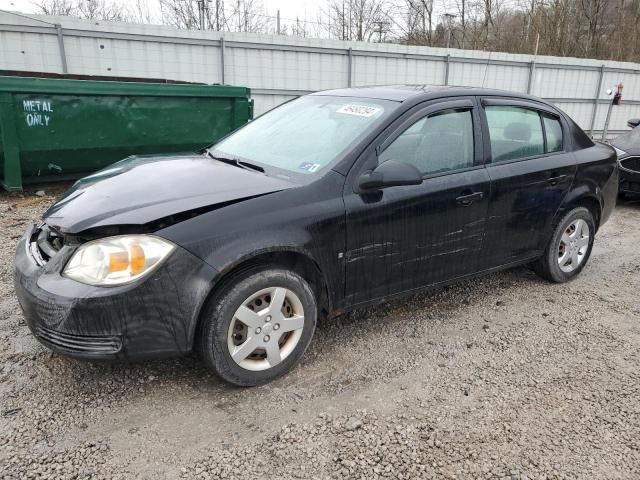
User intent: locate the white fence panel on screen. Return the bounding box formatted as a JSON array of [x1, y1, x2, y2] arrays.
[[532, 67, 601, 100], [1, 10, 640, 136], [0, 30, 62, 72], [226, 48, 346, 91], [450, 62, 529, 91], [352, 56, 445, 86], [601, 71, 640, 101], [552, 102, 594, 127], [252, 93, 297, 116]]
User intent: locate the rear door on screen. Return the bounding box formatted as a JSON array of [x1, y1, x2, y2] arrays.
[[479, 98, 576, 269], [343, 98, 490, 305]]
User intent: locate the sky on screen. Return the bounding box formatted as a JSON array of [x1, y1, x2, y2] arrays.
[[0, 0, 324, 24]]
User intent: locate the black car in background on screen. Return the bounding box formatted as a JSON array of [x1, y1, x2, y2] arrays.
[[15, 86, 618, 386], [611, 118, 640, 195]]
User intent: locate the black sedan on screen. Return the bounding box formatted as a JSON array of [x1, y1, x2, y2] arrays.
[[15, 86, 618, 386], [611, 118, 640, 195]]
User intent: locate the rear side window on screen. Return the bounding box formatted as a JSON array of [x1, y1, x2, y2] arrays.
[[543, 115, 563, 152], [486, 106, 544, 162]]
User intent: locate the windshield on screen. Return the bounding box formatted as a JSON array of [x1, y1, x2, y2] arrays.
[[210, 95, 398, 180]]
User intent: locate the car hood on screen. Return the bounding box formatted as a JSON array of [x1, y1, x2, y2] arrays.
[[611, 128, 640, 156], [43, 154, 294, 234]]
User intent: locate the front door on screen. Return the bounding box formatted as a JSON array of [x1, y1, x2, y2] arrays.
[[343, 98, 490, 306]]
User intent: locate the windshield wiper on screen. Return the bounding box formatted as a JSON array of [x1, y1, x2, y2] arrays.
[[205, 150, 265, 173]]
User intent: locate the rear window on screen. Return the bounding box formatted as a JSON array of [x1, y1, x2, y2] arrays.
[[486, 106, 568, 162], [486, 106, 544, 162]]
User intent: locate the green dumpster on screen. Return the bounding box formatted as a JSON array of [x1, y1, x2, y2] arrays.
[[0, 76, 253, 191]]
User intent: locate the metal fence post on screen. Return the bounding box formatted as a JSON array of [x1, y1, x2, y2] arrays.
[[589, 65, 606, 136], [527, 60, 535, 94], [444, 54, 450, 86], [219, 36, 226, 85], [601, 95, 615, 142], [55, 24, 68, 74], [347, 48, 353, 87]]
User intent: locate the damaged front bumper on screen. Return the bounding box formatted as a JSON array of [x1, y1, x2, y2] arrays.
[[14, 225, 217, 362]]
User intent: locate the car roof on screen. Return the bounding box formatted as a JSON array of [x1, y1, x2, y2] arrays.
[[310, 85, 549, 104]]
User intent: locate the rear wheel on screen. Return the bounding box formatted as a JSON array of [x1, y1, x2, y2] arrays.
[[533, 207, 595, 283], [198, 268, 317, 386]]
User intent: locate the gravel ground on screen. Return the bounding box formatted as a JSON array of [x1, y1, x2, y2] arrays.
[[1, 185, 639, 480]]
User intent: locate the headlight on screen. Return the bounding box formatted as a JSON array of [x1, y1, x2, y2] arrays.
[[63, 235, 175, 286], [613, 146, 627, 158]]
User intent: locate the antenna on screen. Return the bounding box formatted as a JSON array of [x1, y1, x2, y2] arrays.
[[481, 49, 492, 88]]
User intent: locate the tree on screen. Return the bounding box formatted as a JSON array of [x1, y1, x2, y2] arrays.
[[75, 0, 127, 21], [406, 0, 435, 45], [158, 0, 204, 29], [127, 0, 155, 24], [227, 0, 268, 33], [158, 0, 268, 32], [32, 0, 79, 16], [321, 0, 394, 41], [33, 0, 129, 22], [454, 0, 467, 48]]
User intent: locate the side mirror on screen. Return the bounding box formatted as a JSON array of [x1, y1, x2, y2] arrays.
[[627, 118, 640, 129], [358, 160, 422, 191]]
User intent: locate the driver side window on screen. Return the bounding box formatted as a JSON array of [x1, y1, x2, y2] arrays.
[[379, 109, 475, 176]]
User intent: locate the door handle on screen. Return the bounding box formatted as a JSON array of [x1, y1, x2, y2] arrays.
[[456, 191, 484, 206], [547, 174, 567, 186]]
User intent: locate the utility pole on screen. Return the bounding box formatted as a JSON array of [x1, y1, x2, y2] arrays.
[[342, 0, 345, 40], [276, 9, 280, 35], [374, 21, 386, 42], [348, 0, 352, 40], [198, 0, 205, 30], [215, 0, 221, 31], [525, 0, 535, 44], [443, 13, 456, 49]]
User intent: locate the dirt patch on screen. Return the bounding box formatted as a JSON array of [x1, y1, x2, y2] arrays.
[[1, 185, 639, 479]]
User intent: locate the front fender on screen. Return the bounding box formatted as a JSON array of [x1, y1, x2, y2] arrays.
[[156, 173, 347, 328], [203, 228, 315, 273]]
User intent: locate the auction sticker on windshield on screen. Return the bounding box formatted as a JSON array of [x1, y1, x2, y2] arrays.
[[336, 104, 382, 117]]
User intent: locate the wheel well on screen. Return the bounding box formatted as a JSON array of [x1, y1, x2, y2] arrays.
[[569, 196, 602, 231], [199, 250, 331, 328]]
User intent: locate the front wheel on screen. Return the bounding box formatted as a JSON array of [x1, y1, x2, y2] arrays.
[[198, 268, 317, 386], [533, 206, 595, 283]]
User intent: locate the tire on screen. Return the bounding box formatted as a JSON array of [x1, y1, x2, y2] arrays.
[[198, 267, 317, 386], [532, 206, 595, 283]]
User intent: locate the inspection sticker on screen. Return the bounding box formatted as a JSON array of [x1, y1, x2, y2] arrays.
[[298, 162, 321, 173], [336, 104, 382, 117]]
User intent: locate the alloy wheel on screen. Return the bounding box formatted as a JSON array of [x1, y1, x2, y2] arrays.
[[227, 287, 305, 371], [558, 218, 590, 273]]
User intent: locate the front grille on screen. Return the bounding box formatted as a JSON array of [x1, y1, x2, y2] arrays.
[[36, 326, 122, 354], [28, 224, 63, 266], [620, 156, 640, 173]]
